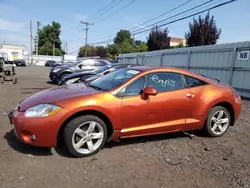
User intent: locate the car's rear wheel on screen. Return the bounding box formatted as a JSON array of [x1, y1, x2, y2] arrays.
[[63, 115, 107, 157], [203, 106, 231, 137]]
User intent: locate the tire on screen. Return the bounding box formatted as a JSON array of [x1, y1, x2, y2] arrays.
[[63, 115, 107, 157], [203, 106, 231, 137], [60, 73, 69, 81]]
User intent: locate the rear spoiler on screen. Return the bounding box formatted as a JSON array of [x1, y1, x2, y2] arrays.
[[198, 74, 220, 83]]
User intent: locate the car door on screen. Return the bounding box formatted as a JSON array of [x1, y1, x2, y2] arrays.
[[182, 75, 209, 130], [75, 59, 96, 72], [120, 72, 192, 138]]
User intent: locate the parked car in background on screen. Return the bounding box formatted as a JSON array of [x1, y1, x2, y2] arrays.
[[45, 60, 62, 67], [14, 59, 26, 67], [49, 59, 111, 84], [0, 57, 5, 73], [9, 66, 241, 157], [58, 63, 134, 85]]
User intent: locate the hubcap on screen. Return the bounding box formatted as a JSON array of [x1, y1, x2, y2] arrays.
[[210, 110, 229, 135], [72, 121, 104, 154]]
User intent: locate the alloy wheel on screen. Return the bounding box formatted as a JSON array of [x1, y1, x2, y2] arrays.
[[72, 121, 104, 154], [210, 110, 229, 135]]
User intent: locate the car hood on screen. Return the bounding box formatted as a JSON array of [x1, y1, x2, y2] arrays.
[[65, 71, 96, 80], [84, 75, 101, 83], [19, 84, 101, 111]]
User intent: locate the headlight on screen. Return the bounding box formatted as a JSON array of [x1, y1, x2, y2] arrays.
[[65, 78, 80, 85], [52, 68, 60, 73], [25, 104, 62, 117]]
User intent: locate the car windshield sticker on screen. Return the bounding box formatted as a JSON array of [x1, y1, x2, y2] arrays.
[[127, 70, 140, 75], [151, 75, 176, 87]]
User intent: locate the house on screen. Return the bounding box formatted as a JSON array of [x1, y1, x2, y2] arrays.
[[168, 37, 186, 47], [0, 43, 28, 62]]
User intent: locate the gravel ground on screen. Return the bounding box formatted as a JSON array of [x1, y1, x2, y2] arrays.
[[0, 66, 249, 188]]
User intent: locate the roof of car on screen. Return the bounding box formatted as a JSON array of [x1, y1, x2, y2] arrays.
[[131, 65, 191, 74]]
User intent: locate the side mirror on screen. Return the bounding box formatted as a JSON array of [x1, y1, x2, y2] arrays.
[[141, 87, 157, 99], [79, 64, 82, 69]]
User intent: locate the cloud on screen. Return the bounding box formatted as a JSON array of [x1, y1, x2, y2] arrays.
[[0, 18, 25, 31]]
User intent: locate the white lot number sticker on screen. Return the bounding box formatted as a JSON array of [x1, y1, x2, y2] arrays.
[[127, 70, 140, 74], [237, 51, 250, 61]]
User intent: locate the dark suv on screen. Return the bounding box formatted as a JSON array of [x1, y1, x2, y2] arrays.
[[49, 59, 111, 84], [45, 60, 62, 67], [14, 59, 26, 67]]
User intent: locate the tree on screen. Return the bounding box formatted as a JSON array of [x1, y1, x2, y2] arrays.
[[107, 44, 120, 59], [78, 46, 97, 57], [185, 13, 221, 47], [114, 30, 133, 45], [173, 43, 186, 49], [37, 21, 64, 56], [95, 46, 108, 58], [134, 40, 148, 52], [147, 26, 170, 51], [114, 30, 134, 54]]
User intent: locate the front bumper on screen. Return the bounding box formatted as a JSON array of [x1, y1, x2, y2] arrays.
[[49, 72, 60, 83], [9, 108, 69, 147]]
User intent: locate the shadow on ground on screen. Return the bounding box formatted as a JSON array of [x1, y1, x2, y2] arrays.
[[4, 129, 204, 158], [46, 81, 56, 85], [4, 130, 53, 156]]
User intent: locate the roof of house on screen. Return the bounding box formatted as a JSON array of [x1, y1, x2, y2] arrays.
[[169, 37, 186, 43]]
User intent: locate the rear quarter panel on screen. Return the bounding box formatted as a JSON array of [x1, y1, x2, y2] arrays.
[[189, 84, 233, 117]]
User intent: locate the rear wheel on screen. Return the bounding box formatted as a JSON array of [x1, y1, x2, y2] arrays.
[[63, 115, 107, 157], [203, 106, 231, 137]]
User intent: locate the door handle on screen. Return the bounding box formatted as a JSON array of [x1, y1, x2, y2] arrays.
[[186, 92, 194, 98]]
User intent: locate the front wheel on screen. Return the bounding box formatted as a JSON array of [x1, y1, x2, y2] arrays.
[[63, 115, 107, 157], [203, 106, 231, 137]]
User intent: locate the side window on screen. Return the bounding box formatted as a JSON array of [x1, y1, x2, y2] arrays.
[[146, 72, 184, 92], [185, 76, 207, 88], [80, 59, 95, 66], [124, 76, 146, 96], [95, 60, 106, 66]]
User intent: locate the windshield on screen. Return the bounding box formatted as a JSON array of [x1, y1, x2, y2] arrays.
[[89, 68, 141, 91], [93, 65, 111, 74]]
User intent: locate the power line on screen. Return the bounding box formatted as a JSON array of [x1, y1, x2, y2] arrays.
[[133, 0, 237, 35], [132, 0, 213, 33], [95, 0, 194, 41], [88, 0, 214, 45], [85, 0, 117, 21], [92, 0, 124, 21], [88, 0, 236, 45], [94, 0, 136, 24], [130, 0, 193, 31]]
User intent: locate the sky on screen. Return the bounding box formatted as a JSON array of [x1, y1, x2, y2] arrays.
[[0, 0, 249, 55]]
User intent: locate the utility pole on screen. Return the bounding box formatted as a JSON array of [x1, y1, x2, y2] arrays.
[[35, 21, 40, 64], [65, 41, 68, 54], [80, 21, 94, 56], [53, 41, 55, 56], [36, 21, 39, 56], [30, 20, 33, 64], [133, 33, 135, 47]]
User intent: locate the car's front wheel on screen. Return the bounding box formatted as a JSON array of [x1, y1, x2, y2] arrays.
[[203, 106, 231, 137], [63, 115, 107, 157]]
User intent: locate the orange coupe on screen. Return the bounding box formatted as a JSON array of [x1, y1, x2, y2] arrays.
[[9, 66, 241, 157]]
